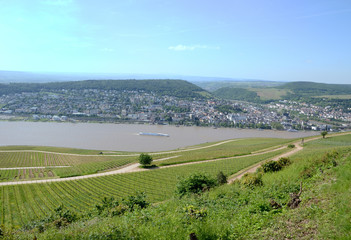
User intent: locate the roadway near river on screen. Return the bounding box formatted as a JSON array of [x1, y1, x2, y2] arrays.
[[0, 133, 349, 186]]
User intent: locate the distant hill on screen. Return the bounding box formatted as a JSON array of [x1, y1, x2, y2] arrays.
[[0, 79, 210, 99], [212, 81, 351, 103], [213, 87, 260, 102], [278, 81, 351, 97], [194, 80, 285, 92]]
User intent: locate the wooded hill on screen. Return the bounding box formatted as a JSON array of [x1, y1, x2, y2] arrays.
[[212, 81, 351, 103], [0, 79, 209, 100]]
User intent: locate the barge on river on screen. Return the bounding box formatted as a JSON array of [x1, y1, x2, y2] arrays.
[[138, 132, 170, 137]]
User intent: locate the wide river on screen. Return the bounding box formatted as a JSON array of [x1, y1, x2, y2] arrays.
[[0, 121, 319, 152]]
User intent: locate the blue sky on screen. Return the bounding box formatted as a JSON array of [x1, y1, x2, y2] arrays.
[[0, 0, 350, 83]]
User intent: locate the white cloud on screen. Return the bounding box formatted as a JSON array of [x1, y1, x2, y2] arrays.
[[168, 44, 220, 51]]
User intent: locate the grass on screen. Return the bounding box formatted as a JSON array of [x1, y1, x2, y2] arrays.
[[0, 134, 350, 239], [248, 87, 290, 100], [0, 148, 288, 227], [0, 152, 136, 181], [3, 133, 350, 239], [312, 94, 351, 99], [0, 138, 293, 181], [152, 138, 293, 166]]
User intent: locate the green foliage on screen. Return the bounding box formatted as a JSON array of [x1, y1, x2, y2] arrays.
[[278, 81, 351, 96], [95, 196, 120, 216], [3, 136, 351, 240], [176, 173, 217, 197], [271, 122, 284, 130], [122, 192, 149, 211], [184, 205, 207, 220], [213, 87, 260, 102], [321, 131, 328, 138], [262, 161, 282, 173], [214, 105, 243, 114], [138, 153, 153, 166], [95, 192, 149, 217], [277, 157, 291, 168], [216, 171, 227, 185], [0, 79, 209, 99], [288, 144, 295, 148], [240, 173, 263, 188]]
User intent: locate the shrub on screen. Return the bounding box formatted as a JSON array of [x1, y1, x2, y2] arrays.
[[262, 161, 282, 173], [122, 192, 149, 211], [277, 157, 291, 168], [217, 171, 227, 185], [138, 153, 153, 166], [241, 173, 263, 188], [176, 173, 217, 197], [184, 205, 207, 220], [300, 166, 315, 179], [288, 144, 295, 148]]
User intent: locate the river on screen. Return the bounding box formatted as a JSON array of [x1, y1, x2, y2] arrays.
[[0, 121, 319, 152]]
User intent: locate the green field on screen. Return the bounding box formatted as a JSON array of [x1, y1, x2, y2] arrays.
[[0, 133, 350, 239], [249, 87, 290, 100], [312, 94, 351, 99], [0, 138, 293, 182], [0, 151, 136, 181]]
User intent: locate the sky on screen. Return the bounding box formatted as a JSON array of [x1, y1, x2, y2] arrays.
[[0, 0, 350, 84]]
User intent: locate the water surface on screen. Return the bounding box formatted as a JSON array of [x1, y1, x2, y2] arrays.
[[0, 121, 318, 152]]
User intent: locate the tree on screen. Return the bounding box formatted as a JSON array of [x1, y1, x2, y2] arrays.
[[217, 171, 227, 185], [138, 153, 153, 166], [321, 131, 328, 139]]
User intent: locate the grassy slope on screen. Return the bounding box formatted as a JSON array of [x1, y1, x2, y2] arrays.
[[3, 134, 350, 239]]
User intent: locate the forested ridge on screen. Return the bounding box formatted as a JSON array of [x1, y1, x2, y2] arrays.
[[0, 79, 209, 99]]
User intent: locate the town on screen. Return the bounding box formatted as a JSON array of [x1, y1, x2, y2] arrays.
[[0, 88, 350, 131]]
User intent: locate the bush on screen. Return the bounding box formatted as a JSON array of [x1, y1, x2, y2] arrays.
[[176, 173, 217, 197], [184, 205, 207, 220], [138, 153, 153, 166], [300, 166, 315, 179], [241, 173, 263, 188], [277, 157, 291, 167], [217, 171, 227, 185], [122, 192, 149, 211], [262, 161, 282, 173], [288, 144, 295, 148]]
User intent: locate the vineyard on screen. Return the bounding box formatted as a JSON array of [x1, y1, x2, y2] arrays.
[[151, 138, 293, 166], [0, 148, 288, 227], [0, 152, 136, 181]]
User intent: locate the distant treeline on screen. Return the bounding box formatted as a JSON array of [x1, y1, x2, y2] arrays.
[[279, 82, 351, 97], [213, 87, 260, 102], [212, 81, 351, 104], [0, 79, 209, 99]]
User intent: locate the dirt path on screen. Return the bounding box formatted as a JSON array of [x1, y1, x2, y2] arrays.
[[0, 139, 237, 157], [0, 143, 288, 186], [0, 133, 349, 186], [227, 132, 350, 183]]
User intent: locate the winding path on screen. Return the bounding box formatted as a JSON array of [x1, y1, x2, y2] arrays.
[[0, 133, 349, 186], [227, 132, 350, 183]]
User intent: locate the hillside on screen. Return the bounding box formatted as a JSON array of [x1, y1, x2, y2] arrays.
[[1, 133, 350, 239], [213, 87, 260, 102], [0, 79, 210, 99], [212, 81, 351, 104]]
